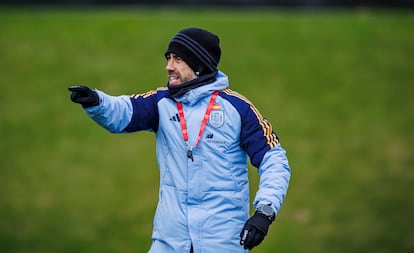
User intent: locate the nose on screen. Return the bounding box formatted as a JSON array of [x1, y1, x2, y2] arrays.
[[166, 58, 175, 71]]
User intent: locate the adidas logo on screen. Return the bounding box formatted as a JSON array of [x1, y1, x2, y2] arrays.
[[206, 133, 214, 139], [170, 113, 180, 122]]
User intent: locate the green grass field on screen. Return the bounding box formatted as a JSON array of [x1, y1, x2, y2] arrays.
[[1, 7, 413, 253]]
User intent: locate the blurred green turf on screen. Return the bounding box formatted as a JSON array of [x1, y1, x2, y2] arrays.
[[0, 7, 413, 253]]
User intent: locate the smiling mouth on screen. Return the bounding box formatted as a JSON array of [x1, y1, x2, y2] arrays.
[[168, 74, 182, 85], [169, 76, 179, 81]]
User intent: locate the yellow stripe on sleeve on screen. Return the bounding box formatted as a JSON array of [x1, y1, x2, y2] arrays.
[[129, 87, 168, 99]]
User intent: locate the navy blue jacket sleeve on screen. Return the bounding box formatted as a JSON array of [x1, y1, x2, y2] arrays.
[[123, 88, 167, 133], [240, 105, 279, 167], [220, 90, 279, 167]]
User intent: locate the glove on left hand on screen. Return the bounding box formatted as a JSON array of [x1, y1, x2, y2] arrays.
[[240, 211, 272, 250]]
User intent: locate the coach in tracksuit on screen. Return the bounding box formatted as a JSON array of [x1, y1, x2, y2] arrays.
[[69, 27, 291, 252]]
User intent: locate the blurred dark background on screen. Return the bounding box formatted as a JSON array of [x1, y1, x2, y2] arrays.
[[1, 0, 413, 8]]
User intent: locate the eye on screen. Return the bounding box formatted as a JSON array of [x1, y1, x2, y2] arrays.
[[175, 56, 183, 62], [166, 55, 171, 61]]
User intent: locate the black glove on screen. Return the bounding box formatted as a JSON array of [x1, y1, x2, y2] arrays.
[[68, 85, 99, 108], [240, 211, 272, 250]]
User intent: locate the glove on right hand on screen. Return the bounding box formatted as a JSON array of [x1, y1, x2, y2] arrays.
[[68, 85, 99, 108]]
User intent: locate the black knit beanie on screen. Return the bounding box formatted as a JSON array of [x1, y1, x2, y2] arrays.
[[165, 28, 221, 75]]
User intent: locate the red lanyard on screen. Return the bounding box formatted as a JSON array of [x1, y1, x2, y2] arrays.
[[176, 91, 219, 161]]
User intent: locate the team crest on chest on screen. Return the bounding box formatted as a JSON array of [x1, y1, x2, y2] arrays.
[[209, 110, 224, 128]]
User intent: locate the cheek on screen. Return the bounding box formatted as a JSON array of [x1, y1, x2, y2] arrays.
[[178, 72, 190, 82], [185, 71, 197, 82]]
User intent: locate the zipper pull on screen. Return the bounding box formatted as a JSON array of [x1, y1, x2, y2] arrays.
[[187, 149, 194, 162], [186, 143, 194, 162]]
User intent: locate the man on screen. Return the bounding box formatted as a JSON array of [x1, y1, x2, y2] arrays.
[[69, 27, 290, 252]]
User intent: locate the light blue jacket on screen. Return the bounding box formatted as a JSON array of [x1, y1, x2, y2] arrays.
[[84, 71, 290, 253]]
